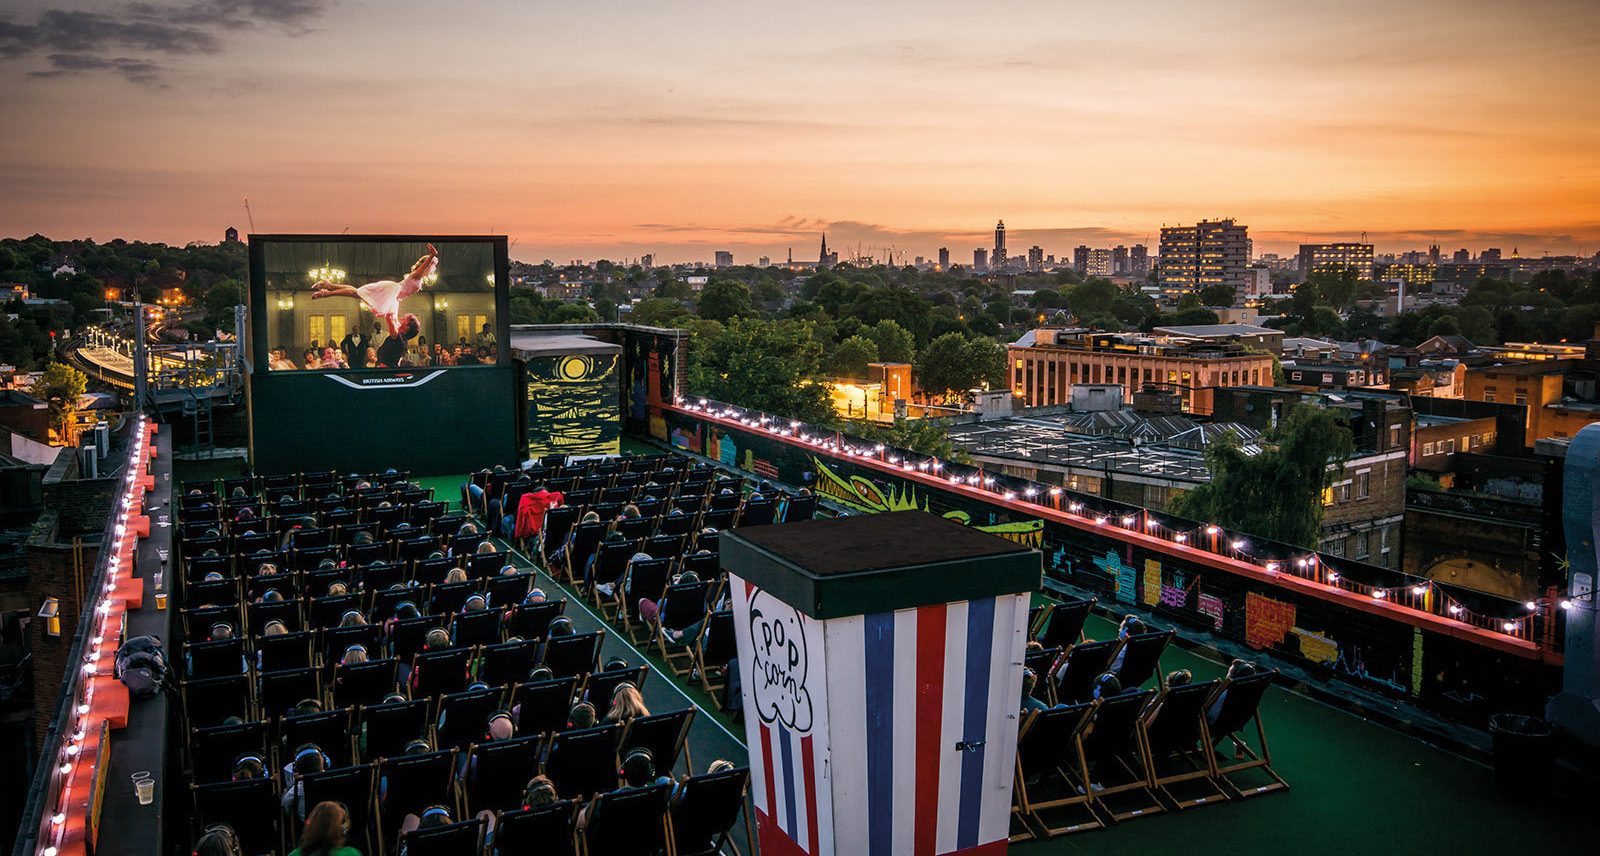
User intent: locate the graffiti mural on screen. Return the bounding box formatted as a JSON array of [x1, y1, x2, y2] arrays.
[[526, 353, 621, 456]]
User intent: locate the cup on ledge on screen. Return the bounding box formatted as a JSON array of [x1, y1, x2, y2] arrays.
[[131, 771, 154, 805]]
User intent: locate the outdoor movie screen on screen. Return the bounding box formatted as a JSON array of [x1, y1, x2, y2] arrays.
[[257, 238, 501, 371]]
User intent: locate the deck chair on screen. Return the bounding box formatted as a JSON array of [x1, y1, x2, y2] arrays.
[[560, 522, 608, 583], [412, 648, 474, 699], [1035, 598, 1095, 650], [247, 598, 302, 636], [1050, 639, 1118, 705], [345, 541, 388, 568], [581, 781, 673, 856], [182, 603, 242, 640], [397, 817, 484, 856], [1011, 703, 1097, 839], [1111, 630, 1174, 691], [1206, 670, 1288, 798], [390, 615, 449, 665], [184, 577, 238, 608], [1025, 648, 1061, 705], [492, 801, 578, 856], [453, 608, 504, 648], [656, 511, 695, 537], [1139, 680, 1226, 809], [512, 676, 579, 737], [358, 561, 407, 594], [585, 666, 651, 717], [544, 630, 604, 679], [299, 764, 377, 854], [189, 719, 267, 784], [642, 534, 685, 560], [259, 667, 322, 720], [258, 630, 316, 672], [543, 723, 621, 799], [361, 698, 431, 761], [616, 515, 655, 541], [736, 498, 776, 528], [507, 599, 567, 641], [693, 610, 737, 701], [781, 494, 816, 523], [334, 658, 400, 708], [670, 766, 753, 856], [409, 556, 453, 587], [539, 506, 581, 559], [681, 552, 719, 580], [485, 571, 533, 607], [1077, 689, 1162, 823], [186, 638, 246, 680], [478, 639, 538, 687], [428, 580, 479, 615], [192, 778, 280, 856], [621, 708, 695, 777], [462, 735, 544, 814], [617, 557, 673, 633], [376, 749, 460, 849], [183, 674, 252, 728], [322, 623, 382, 666], [653, 581, 711, 675], [309, 593, 362, 630], [282, 707, 358, 768], [436, 686, 507, 751], [587, 540, 637, 599]]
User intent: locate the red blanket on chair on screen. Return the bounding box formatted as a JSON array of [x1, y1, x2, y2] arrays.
[[514, 489, 564, 541]]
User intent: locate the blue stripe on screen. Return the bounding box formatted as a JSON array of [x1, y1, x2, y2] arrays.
[[864, 611, 895, 856], [956, 596, 997, 849], [777, 722, 799, 837]]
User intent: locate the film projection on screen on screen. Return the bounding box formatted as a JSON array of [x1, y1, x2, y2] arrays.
[[257, 238, 500, 372]]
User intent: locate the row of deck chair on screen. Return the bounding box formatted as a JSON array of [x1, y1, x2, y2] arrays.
[[1012, 669, 1288, 839]]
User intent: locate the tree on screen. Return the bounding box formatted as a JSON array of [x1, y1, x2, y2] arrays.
[[595, 298, 618, 322], [696, 279, 753, 322], [867, 319, 915, 363], [628, 297, 692, 328], [917, 332, 1004, 399], [547, 302, 600, 324], [686, 317, 835, 426], [751, 279, 786, 306], [1172, 404, 1353, 548], [828, 335, 879, 379], [203, 278, 244, 331], [1199, 283, 1237, 307], [31, 361, 88, 445], [846, 417, 969, 462], [1067, 278, 1119, 319]]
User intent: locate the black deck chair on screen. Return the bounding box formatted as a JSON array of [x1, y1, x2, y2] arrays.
[[345, 541, 388, 568], [183, 603, 243, 639], [282, 707, 357, 768], [1011, 702, 1098, 840], [334, 658, 400, 708], [189, 719, 267, 784], [183, 674, 252, 728], [1036, 598, 1095, 650], [302, 567, 350, 598], [435, 686, 507, 751], [309, 593, 362, 631], [642, 534, 685, 560], [410, 556, 453, 587], [184, 553, 231, 583], [581, 781, 673, 856], [451, 531, 488, 557], [587, 541, 637, 598], [656, 511, 695, 537], [585, 666, 651, 716], [245, 573, 302, 606], [671, 495, 705, 516], [1139, 680, 1227, 809], [375, 749, 460, 848], [543, 723, 621, 799], [397, 535, 441, 565], [247, 598, 302, 636], [258, 630, 316, 672], [781, 493, 816, 522], [410, 500, 446, 527], [485, 571, 533, 608], [507, 599, 566, 641], [1205, 670, 1288, 798], [1051, 639, 1118, 705], [358, 561, 407, 593], [391, 615, 449, 665], [616, 515, 655, 541], [466, 551, 507, 580], [291, 545, 337, 573], [184, 578, 238, 608], [620, 708, 695, 777], [453, 608, 504, 648], [192, 778, 280, 856], [259, 667, 321, 720], [618, 557, 673, 631], [300, 764, 377, 853], [670, 766, 753, 856], [462, 735, 544, 815], [561, 522, 608, 583], [736, 497, 776, 528], [1078, 689, 1162, 823], [397, 817, 484, 856], [361, 698, 430, 762], [544, 630, 604, 679], [293, 526, 334, 549], [496, 800, 585, 851], [1025, 647, 1062, 704], [709, 491, 741, 512], [339, 520, 379, 545], [693, 609, 737, 701], [680, 552, 719, 579], [654, 581, 711, 675], [478, 639, 537, 687], [431, 514, 468, 540], [186, 638, 246, 680], [539, 506, 580, 558], [563, 488, 597, 507], [590, 501, 624, 523], [411, 648, 473, 698], [322, 623, 382, 665], [427, 580, 478, 615], [512, 676, 579, 737], [1107, 628, 1172, 690], [699, 511, 734, 535]]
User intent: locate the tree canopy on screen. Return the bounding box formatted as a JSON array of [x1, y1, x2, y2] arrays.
[[685, 317, 835, 426]]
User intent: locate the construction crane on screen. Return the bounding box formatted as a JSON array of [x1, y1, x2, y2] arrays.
[[242, 197, 256, 232]]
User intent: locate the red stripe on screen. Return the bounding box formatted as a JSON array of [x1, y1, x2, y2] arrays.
[[801, 734, 820, 854], [759, 721, 777, 819], [914, 603, 947, 855]]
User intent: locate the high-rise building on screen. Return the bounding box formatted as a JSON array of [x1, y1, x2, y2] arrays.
[[1428, 244, 1441, 265], [1159, 219, 1250, 294], [758, 255, 771, 267], [1073, 245, 1090, 275], [938, 247, 950, 270], [714, 251, 734, 268], [1111, 245, 1129, 276], [1296, 242, 1375, 280], [1087, 249, 1115, 278], [993, 220, 1007, 271], [641, 253, 654, 268], [1027, 245, 1044, 272], [974, 248, 989, 272], [1482, 248, 1502, 263], [1130, 244, 1150, 278], [1452, 249, 1469, 264]]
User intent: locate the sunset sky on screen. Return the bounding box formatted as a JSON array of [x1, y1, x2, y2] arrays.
[[2, 0, 1598, 264]]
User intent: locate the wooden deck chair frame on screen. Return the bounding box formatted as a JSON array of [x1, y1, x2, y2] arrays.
[[1206, 671, 1289, 798], [373, 748, 463, 856], [669, 766, 755, 856], [1010, 703, 1098, 840], [578, 781, 674, 856], [691, 609, 736, 702], [1136, 680, 1227, 810], [1075, 690, 1163, 824]]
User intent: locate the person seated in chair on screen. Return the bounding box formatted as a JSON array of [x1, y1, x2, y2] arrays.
[[1207, 660, 1257, 728], [1107, 614, 1146, 673], [604, 683, 650, 725], [640, 571, 699, 629], [281, 743, 331, 821], [287, 800, 361, 856], [578, 746, 674, 829], [1092, 671, 1128, 701], [397, 805, 495, 856], [565, 702, 597, 732]]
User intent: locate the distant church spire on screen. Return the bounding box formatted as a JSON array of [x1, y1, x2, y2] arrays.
[[819, 233, 831, 270]]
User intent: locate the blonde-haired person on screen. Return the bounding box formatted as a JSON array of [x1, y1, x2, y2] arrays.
[[605, 682, 650, 725]]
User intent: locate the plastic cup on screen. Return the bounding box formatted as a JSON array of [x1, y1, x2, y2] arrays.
[[132, 771, 154, 805], [155, 591, 167, 611]]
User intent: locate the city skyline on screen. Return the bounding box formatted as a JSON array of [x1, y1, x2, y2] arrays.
[[2, 0, 1598, 264]]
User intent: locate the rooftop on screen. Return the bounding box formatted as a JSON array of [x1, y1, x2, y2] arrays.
[[1150, 323, 1282, 338], [946, 418, 1252, 483]]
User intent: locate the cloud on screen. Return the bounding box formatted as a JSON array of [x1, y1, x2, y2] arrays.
[[0, 1, 330, 84]]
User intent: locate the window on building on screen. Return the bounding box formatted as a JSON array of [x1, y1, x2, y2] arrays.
[[1337, 481, 1352, 503], [1484, 392, 1496, 402], [1322, 373, 1334, 385], [1327, 537, 1346, 558], [1322, 486, 1334, 506], [308, 314, 327, 347], [328, 314, 348, 345], [1514, 393, 1528, 405], [1380, 527, 1391, 554], [1356, 470, 1370, 500], [1423, 441, 1435, 456], [1353, 531, 1370, 559], [1145, 484, 1170, 507]]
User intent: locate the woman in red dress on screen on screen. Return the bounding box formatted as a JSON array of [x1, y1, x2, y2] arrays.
[[310, 243, 438, 336]]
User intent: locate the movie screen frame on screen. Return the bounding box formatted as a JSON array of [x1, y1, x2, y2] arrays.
[[248, 234, 510, 373]]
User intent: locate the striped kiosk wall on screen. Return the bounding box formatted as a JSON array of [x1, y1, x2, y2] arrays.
[[724, 511, 1041, 856]]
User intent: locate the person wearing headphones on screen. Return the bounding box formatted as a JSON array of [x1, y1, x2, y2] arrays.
[[1207, 659, 1258, 728], [287, 800, 361, 856], [231, 752, 267, 781], [521, 775, 559, 808], [578, 747, 674, 829], [457, 711, 515, 781], [193, 823, 245, 856], [396, 805, 497, 856], [281, 743, 331, 821], [378, 739, 434, 806]]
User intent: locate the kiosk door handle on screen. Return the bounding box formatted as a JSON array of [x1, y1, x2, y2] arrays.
[[955, 739, 986, 752]]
